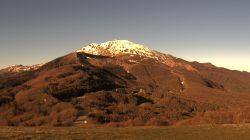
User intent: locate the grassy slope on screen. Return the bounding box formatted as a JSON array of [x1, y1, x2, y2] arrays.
[[1, 125, 250, 140]]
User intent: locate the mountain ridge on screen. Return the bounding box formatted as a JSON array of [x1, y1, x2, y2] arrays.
[[0, 64, 43, 74]]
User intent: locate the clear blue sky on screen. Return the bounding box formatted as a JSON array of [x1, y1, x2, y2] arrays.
[[1, 0, 250, 71]]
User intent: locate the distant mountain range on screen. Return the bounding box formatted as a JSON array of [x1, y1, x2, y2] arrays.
[[0, 64, 43, 74], [1, 40, 250, 126]]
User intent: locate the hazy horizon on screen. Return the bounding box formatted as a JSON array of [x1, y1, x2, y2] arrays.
[[1, 0, 250, 72]]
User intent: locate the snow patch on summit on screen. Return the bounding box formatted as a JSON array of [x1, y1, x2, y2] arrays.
[[77, 40, 153, 56], [76, 40, 171, 61], [0, 64, 43, 73]]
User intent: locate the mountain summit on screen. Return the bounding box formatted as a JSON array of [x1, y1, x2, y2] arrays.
[[0, 64, 43, 74], [77, 40, 151, 55], [76, 40, 168, 60]]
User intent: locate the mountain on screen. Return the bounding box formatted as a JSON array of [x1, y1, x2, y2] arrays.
[[1, 40, 250, 126], [0, 64, 43, 74]]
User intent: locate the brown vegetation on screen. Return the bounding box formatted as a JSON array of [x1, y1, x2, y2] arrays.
[[1, 52, 250, 126]]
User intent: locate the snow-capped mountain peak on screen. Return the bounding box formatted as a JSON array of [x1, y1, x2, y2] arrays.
[[77, 40, 153, 55], [99, 40, 152, 55], [76, 40, 168, 59], [0, 64, 43, 73]]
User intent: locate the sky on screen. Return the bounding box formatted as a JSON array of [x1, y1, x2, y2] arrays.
[[0, 0, 250, 71]]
